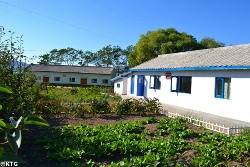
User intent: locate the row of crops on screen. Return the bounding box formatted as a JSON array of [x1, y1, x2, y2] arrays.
[[35, 117, 250, 167]]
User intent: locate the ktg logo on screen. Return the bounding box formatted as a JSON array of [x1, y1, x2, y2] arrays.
[[0, 162, 18, 167]]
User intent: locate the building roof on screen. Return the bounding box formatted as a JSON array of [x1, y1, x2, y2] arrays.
[[30, 64, 114, 75], [132, 43, 250, 70], [111, 71, 131, 82]]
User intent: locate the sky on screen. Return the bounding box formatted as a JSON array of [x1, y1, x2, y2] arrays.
[[0, 0, 250, 64]]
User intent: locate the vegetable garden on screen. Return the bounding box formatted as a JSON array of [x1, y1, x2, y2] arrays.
[[1, 86, 249, 166], [21, 114, 249, 167]]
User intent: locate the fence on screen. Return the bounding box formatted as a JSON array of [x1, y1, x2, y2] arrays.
[[161, 109, 250, 135]]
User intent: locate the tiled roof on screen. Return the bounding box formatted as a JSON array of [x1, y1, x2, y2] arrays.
[[131, 43, 250, 70], [30, 64, 114, 75]]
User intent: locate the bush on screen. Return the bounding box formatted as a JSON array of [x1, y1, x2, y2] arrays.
[[70, 104, 91, 117], [115, 99, 133, 115], [131, 99, 147, 116], [91, 98, 111, 115], [144, 97, 162, 113], [33, 96, 161, 117], [35, 99, 62, 115], [109, 101, 118, 113]]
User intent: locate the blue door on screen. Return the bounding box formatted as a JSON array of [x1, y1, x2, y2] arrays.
[[137, 75, 144, 96], [131, 75, 135, 94]]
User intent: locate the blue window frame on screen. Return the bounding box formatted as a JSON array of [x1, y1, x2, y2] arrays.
[[149, 75, 161, 89], [171, 76, 192, 93], [215, 77, 231, 99]]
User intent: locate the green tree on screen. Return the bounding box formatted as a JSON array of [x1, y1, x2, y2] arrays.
[[58, 47, 79, 65], [200, 37, 225, 49], [37, 49, 62, 65], [37, 53, 53, 65], [78, 50, 95, 66], [38, 48, 80, 66], [0, 31, 37, 118], [121, 45, 133, 67], [97, 45, 123, 67], [129, 28, 224, 67]]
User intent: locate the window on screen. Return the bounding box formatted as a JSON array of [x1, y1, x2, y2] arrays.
[[171, 76, 192, 93], [117, 83, 120, 88], [54, 77, 60, 81], [69, 78, 75, 82], [149, 75, 161, 89], [92, 79, 97, 83], [37, 76, 41, 80], [102, 79, 108, 84], [215, 77, 231, 99]]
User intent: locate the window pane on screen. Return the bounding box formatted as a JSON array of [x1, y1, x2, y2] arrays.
[[54, 77, 60, 81], [92, 79, 97, 83], [150, 76, 155, 88], [182, 77, 192, 93], [171, 77, 177, 91], [155, 76, 161, 89], [178, 77, 183, 92], [69, 78, 75, 82], [224, 78, 231, 99], [102, 79, 108, 84], [217, 79, 223, 96]]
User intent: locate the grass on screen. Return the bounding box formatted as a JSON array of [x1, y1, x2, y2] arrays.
[[39, 86, 121, 103]]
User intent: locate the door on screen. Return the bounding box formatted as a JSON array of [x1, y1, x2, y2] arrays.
[[43, 77, 49, 83], [81, 78, 87, 84], [137, 75, 144, 96], [131, 75, 135, 94], [122, 78, 127, 95]]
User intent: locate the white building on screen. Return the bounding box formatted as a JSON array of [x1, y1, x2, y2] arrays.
[[112, 44, 250, 122], [30, 64, 115, 86]]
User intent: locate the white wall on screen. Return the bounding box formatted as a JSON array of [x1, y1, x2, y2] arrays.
[[34, 72, 112, 86], [124, 70, 250, 122], [114, 79, 123, 94]]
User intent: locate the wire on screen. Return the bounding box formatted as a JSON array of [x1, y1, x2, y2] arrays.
[[0, 0, 130, 45]]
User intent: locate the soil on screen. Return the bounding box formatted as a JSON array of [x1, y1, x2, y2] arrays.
[[16, 113, 230, 167]]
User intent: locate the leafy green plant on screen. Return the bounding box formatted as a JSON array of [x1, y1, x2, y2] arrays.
[[70, 88, 79, 95], [40, 87, 121, 104], [0, 31, 37, 117], [115, 99, 133, 115], [147, 117, 159, 124], [35, 99, 62, 115], [33, 115, 250, 166], [131, 98, 146, 116], [0, 86, 49, 163], [145, 97, 162, 113], [91, 98, 111, 115]]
